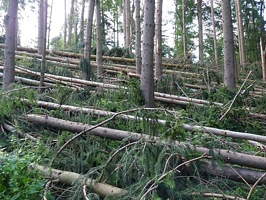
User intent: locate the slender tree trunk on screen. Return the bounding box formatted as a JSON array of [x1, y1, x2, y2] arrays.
[[96, 0, 103, 79], [3, 0, 18, 90], [64, 0, 67, 49], [39, 0, 48, 93], [83, 0, 95, 80], [123, 0, 127, 48], [182, 0, 187, 58], [47, 0, 53, 50], [68, 0, 75, 47], [155, 0, 163, 79], [73, 0, 78, 52], [235, 0, 246, 65], [79, 0, 85, 46], [198, 0, 203, 62], [260, 0, 266, 81], [38, 0, 44, 54], [210, 0, 218, 65], [222, 0, 236, 92], [125, 0, 131, 53], [141, 0, 155, 108], [135, 0, 141, 74]]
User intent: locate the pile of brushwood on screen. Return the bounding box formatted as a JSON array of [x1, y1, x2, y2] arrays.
[[0, 47, 266, 199]]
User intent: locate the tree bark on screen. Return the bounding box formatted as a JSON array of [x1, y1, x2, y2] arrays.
[[83, 0, 95, 80], [3, 0, 18, 90], [141, 0, 155, 108], [222, 0, 236, 92], [135, 0, 141, 74], [79, 0, 86, 45], [38, 0, 44, 54], [197, 0, 203, 62], [47, 0, 53, 50], [39, 0, 48, 93], [96, 0, 103, 79], [68, 0, 75, 47], [29, 164, 125, 197], [125, 0, 131, 53], [182, 0, 187, 58], [155, 0, 163, 79], [210, 0, 218, 65], [26, 114, 266, 170], [64, 0, 67, 49]]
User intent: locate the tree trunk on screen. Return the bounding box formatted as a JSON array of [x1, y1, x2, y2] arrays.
[[73, 0, 78, 52], [47, 0, 53, 50], [141, 0, 155, 108], [182, 0, 187, 58], [235, 0, 246, 65], [39, 0, 48, 93], [125, 0, 131, 53], [123, 0, 127, 48], [260, 0, 266, 81], [38, 0, 44, 54], [135, 0, 141, 74], [83, 0, 95, 80], [222, 0, 236, 92], [210, 0, 218, 65], [64, 0, 67, 49], [3, 0, 18, 90], [68, 0, 75, 47], [96, 0, 103, 79], [198, 0, 203, 62], [79, 0, 86, 46], [155, 0, 163, 79]]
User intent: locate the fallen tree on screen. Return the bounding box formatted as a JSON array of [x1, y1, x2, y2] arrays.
[[29, 164, 126, 198], [26, 114, 266, 170]]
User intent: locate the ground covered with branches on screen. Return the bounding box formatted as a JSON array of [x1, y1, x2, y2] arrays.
[[1, 50, 266, 199]]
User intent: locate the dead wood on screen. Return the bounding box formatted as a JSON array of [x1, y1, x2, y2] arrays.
[[29, 164, 125, 197], [26, 114, 266, 170]]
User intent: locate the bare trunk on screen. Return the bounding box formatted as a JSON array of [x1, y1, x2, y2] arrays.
[[155, 0, 163, 79], [38, 0, 44, 53], [83, 0, 95, 80], [123, 0, 127, 48], [210, 0, 218, 65], [96, 0, 103, 78], [68, 0, 75, 47], [47, 0, 53, 50], [39, 0, 48, 93], [135, 0, 141, 74], [182, 0, 187, 58], [73, 0, 78, 52], [79, 0, 85, 45], [64, 0, 67, 49], [235, 0, 246, 65], [222, 0, 236, 92], [198, 0, 203, 62], [125, 0, 131, 53], [141, 0, 155, 108], [3, 0, 18, 90]]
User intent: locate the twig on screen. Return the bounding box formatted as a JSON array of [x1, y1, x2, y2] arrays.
[[219, 71, 252, 121], [140, 153, 210, 200], [192, 192, 246, 200], [42, 180, 52, 200], [228, 164, 251, 188], [83, 185, 90, 200], [246, 172, 266, 200]]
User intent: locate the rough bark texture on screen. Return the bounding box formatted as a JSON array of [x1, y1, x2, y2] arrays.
[[125, 0, 131, 52], [38, 0, 44, 54], [197, 0, 203, 62], [96, 0, 103, 78], [3, 0, 18, 90], [222, 0, 236, 92], [210, 0, 218, 65], [155, 0, 163, 79], [83, 0, 95, 80], [141, 0, 155, 108], [135, 0, 141, 74]]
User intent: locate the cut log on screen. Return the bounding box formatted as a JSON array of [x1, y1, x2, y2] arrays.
[[26, 114, 266, 170], [29, 164, 125, 197]]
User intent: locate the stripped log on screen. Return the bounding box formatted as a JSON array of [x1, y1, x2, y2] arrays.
[[26, 114, 266, 170]]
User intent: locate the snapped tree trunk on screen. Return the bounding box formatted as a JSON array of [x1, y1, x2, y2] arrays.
[[141, 0, 155, 108], [222, 0, 236, 92], [3, 0, 18, 90]]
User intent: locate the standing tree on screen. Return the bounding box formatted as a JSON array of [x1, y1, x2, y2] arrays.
[[64, 0, 67, 49], [3, 0, 18, 90], [141, 0, 155, 108], [83, 0, 95, 80], [79, 0, 86, 45], [135, 0, 141, 74], [182, 0, 187, 58], [96, 0, 103, 79], [235, 0, 246, 65], [155, 0, 163, 79], [39, 0, 48, 93], [210, 0, 218, 65], [68, 0, 75, 47], [222, 0, 236, 91], [197, 0, 203, 62], [38, 0, 44, 53]]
